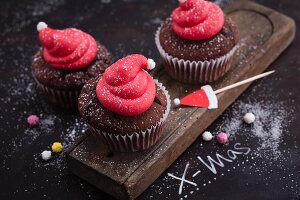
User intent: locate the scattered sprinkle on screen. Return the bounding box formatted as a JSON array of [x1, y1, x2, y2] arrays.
[[202, 131, 213, 141], [173, 98, 181, 106], [243, 112, 255, 124], [41, 150, 52, 161], [51, 142, 63, 153], [27, 115, 39, 126], [216, 132, 228, 144]]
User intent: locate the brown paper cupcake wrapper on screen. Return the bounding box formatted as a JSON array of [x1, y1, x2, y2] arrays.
[[90, 80, 171, 152], [35, 80, 80, 109], [155, 27, 237, 84]]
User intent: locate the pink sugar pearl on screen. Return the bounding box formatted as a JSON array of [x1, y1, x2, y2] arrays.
[[27, 115, 39, 126], [216, 132, 228, 144]]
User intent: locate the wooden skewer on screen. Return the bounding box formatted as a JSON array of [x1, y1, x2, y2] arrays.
[[214, 70, 275, 94]]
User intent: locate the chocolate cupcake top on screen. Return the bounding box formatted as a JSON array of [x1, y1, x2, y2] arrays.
[[78, 54, 168, 134], [78, 77, 167, 134], [159, 0, 239, 61], [32, 22, 111, 90]]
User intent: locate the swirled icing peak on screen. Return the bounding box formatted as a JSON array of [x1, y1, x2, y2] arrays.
[[37, 22, 97, 70], [96, 54, 156, 116], [171, 0, 224, 40]]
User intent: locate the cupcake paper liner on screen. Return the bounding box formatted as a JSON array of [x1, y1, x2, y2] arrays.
[[155, 27, 237, 84], [90, 80, 171, 152], [35, 80, 80, 109]]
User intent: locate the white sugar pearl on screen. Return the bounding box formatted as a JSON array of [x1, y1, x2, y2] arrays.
[[37, 22, 48, 32], [243, 112, 255, 124], [202, 131, 213, 141], [178, 0, 186, 3], [147, 58, 156, 70], [173, 98, 181, 106], [41, 150, 52, 161]]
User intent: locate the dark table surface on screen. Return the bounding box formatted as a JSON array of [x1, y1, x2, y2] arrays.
[[0, 0, 299, 199]]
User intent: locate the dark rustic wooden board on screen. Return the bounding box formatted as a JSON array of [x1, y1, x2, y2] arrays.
[[67, 1, 296, 200]]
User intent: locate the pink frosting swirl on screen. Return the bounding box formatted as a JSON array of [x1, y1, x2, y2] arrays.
[[171, 0, 224, 40], [96, 54, 156, 116], [38, 25, 97, 70]]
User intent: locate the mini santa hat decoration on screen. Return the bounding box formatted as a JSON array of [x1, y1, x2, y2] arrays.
[[173, 85, 218, 109], [174, 71, 275, 109]]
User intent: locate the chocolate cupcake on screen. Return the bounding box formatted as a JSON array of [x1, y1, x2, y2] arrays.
[[32, 22, 111, 108], [78, 54, 171, 152], [155, 0, 239, 84]]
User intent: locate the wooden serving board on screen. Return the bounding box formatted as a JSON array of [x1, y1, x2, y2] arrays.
[[67, 1, 296, 200]]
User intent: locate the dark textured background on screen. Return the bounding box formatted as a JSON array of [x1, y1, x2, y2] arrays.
[[0, 0, 299, 199]]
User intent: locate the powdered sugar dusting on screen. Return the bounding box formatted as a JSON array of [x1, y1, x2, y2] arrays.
[[216, 100, 292, 161], [249, 103, 288, 160], [0, 0, 67, 38]]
